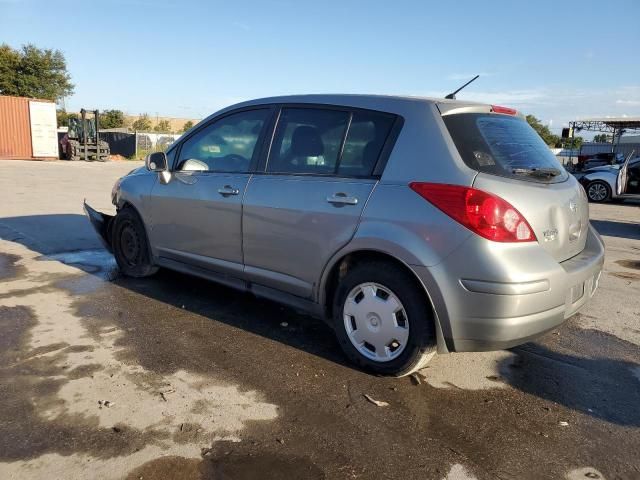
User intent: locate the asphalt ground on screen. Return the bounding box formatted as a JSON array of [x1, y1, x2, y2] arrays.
[[0, 160, 639, 480]]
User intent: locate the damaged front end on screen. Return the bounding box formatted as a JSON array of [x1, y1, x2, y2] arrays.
[[83, 201, 114, 253]]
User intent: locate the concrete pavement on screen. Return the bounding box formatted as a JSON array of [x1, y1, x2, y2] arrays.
[[0, 160, 639, 480]]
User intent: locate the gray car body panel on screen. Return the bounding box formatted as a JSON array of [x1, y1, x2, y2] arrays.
[[472, 172, 589, 263], [90, 94, 605, 355], [242, 175, 377, 299], [147, 171, 250, 277]]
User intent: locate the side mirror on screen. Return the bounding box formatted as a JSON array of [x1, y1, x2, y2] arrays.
[[145, 152, 168, 172]]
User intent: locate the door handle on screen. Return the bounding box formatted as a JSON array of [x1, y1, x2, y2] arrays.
[[218, 185, 240, 196], [326, 193, 358, 205]]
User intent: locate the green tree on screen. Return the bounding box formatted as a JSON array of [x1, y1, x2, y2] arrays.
[[525, 114, 560, 147], [181, 120, 194, 133], [56, 109, 79, 127], [563, 136, 583, 150], [0, 44, 74, 100], [593, 134, 611, 143], [131, 113, 152, 131], [154, 119, 171, 133], [99, 109, 125, 129]]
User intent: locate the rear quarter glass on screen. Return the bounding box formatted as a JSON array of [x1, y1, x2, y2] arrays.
[[443, 113, 568, 184]]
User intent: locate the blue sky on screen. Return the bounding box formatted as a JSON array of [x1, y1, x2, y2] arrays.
[[2, 0, 639, 133]]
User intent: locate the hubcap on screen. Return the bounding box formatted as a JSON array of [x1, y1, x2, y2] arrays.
[[588, 183, 607, 201], [343, 283, 409, 362]]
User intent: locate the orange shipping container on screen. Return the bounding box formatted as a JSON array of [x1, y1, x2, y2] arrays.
[[0, 95, 57, 160]]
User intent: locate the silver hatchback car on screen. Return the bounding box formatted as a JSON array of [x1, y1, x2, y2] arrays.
[[85, 95, 604, 376]]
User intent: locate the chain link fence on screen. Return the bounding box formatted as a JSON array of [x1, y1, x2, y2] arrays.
[[99, 131, 183, 159]]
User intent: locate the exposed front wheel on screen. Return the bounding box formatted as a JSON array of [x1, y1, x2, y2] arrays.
[[586, 181, 611, 202], [332, 261, 436, 376], [111, 207, 158, 277]]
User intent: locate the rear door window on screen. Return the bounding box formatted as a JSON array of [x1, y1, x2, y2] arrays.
[[443, 113, 568, 183], [267, 107, 396, 177], [268, 108, 349, 174]]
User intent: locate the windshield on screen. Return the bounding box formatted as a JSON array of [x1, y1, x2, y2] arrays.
[[443, 113, 568, 183]]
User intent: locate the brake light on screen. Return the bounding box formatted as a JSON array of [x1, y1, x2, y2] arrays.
[[409, 183, 536, 242], [491, 105, 517, 115]]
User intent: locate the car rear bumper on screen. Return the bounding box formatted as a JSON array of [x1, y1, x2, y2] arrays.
[[413, 224, 605, 352]]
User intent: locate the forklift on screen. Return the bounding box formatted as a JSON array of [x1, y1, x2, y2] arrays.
[[62, 109, 110, 161]]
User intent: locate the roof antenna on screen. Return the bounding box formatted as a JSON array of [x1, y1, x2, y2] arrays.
[[445, 74, 480, 100]]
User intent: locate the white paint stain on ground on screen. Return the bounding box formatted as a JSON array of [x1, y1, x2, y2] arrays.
[[419, 351, 517, 390], [442, 464, 478, 480], [566, 467, 606, 479], [47, 248, 116, 269], [0, 240, 278, 480]]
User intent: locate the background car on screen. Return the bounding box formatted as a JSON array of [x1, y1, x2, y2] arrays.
[[578, 157, 640, 202], [581, 152, 625, 171]]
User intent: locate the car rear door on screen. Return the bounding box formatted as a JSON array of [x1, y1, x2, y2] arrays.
[[147, 108, 272, 276], [242, 106, 397, 298]]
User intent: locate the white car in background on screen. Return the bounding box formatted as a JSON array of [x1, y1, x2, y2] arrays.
[[577, 156, 640, 202]]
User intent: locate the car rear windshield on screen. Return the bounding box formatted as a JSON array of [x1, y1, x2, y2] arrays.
[[442, 113, 568, 183]]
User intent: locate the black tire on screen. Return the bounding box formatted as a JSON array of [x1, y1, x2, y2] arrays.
[[67, 144, 77, 161], [111, 207, 158, 277], [586, 180, 611, 203], [67, 140, 82, 161], [332, 261, 436, 376]]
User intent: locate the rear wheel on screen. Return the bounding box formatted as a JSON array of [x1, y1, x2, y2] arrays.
[[67, 141, 80, 161], [332, 261, 436, 376], [586, 181, 611, 202], [111, 208, 158, 277]]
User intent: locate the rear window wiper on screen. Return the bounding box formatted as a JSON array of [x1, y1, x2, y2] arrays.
[[511, 167, 561, 178]]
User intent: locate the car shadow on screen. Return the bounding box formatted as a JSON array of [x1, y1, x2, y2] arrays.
[[500, 337, 640, 427], [591, 219, 640, 240], [2, 213, 640, 427], [0, 213, 105, 254], [0, 213, 351, 371]]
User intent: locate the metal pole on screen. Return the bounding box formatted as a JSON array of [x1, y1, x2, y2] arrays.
[[568, 122, 573, 169], [95, 110, 100, 161], [611, 127, 616, 153], [81, 109, 88, 161]]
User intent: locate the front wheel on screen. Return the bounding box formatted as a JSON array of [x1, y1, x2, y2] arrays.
[[111, 207, 158, 277], [586, 181, 611, 203], [332, 261, 436, 376]]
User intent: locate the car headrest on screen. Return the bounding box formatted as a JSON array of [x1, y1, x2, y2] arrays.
[[290, 126, 324, 157]]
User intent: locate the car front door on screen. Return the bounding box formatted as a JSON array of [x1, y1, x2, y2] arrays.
[[617, 157, 640, 197], [148, 108, 271, 276], [242, 106, 397, 299]]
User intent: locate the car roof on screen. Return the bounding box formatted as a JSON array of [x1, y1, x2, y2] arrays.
[[238, 93, 484, 106], [206, 94, 490, 120]]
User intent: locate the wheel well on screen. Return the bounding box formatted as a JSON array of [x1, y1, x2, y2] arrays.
[[324, 250, 431, 319], [118, 201, 146, 222], [587, 179, 610, 188], [115, 201, 154, 250], [118, 201, 135, 214]]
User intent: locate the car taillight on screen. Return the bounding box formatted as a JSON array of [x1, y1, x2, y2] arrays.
[[409, 183, 536, 243]]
